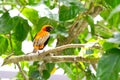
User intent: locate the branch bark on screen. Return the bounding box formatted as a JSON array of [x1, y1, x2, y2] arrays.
[[2, 43, 100, 65], [44, 56, 99, 64]]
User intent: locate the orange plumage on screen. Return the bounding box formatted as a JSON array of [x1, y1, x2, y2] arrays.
[[33, 25, 53, 53]]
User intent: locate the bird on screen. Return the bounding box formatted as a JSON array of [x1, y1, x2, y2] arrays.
[[33, 25, 53, 53]]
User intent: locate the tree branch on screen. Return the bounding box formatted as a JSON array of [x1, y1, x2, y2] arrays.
[[61, 5, 103, 45], [44, 56, 99, 64], [2, 43, 100, 65]]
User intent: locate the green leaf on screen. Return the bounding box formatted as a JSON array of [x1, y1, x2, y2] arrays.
[[101, 5, 120, 29], [12, 16, 30, 41], [100, 10, 110, 20], [29, 64, 38, 76], [86, 68, 96, 80], [28, 0, 41, 5], [108, 5, 120, 19], [12, 38, 23, 55], [0, 12, 15, 34], [55, 24, 68, 37], [103, 42, 118, 50], [72, 63, 85, 80], [46, 63, 55, 72], [97, 48, 120, 80], [29, 63, 51, 80], [106, 5, 120, 29], [85, 15, 94, 36], [59, 2, 85, 21], [42, 70, 50, 79], [47, 37, 55, 46], [95, 21, 113, 38], [22, 7, 39, 25], [30, 70, 42, 80], [105, 0, 120, 8], [109, 13, 120, 29], [0, 36, 8, 55], [59, 0, 79, 6], [19, 0, 27, 6], [29, 64, 42, 80], [44, 0, 57, 9]]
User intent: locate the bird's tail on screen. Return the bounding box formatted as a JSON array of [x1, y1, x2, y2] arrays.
[[33, 49, 37, 53]]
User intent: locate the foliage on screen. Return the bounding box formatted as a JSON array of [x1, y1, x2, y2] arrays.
[[0, 0, 120, 80]]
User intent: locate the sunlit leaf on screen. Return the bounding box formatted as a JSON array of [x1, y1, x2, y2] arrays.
[[103, 42, 118, 50], [100, 10, 110, 20], [105, 5, 120, 29], [17, 0, 27, 6], [105, 0, 120, 8], [71, 63, 85, 80], [22, 8, 39, 25], [28, 0, 41, 5], [108, 5, 120, 19], [44, 0, 57, 9]]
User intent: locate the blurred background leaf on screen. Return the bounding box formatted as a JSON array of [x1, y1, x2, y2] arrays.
[[12, 16, 31, 41], [97, 48, 120, 80], [0, 36, 8, 55], [0, 12, 15, 34], [59, 1, 85, 21], [22, 7, 39, 25]]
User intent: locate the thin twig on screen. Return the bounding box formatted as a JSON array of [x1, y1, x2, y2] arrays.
[[7, 32, 29, 80], [16, 63, 29, 80]]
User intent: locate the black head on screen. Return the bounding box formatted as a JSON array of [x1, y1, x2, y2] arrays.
[[42, 25, 54, 32], [45, 26, 54, 32]]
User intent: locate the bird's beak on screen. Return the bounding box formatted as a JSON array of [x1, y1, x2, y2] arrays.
[[51, 27, 54, 30]]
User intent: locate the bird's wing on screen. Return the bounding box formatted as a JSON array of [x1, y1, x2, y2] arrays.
[[33, 32, 50, 47]]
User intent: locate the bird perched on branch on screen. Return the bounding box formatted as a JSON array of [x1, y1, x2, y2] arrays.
[[33, 25, 53, 53]]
